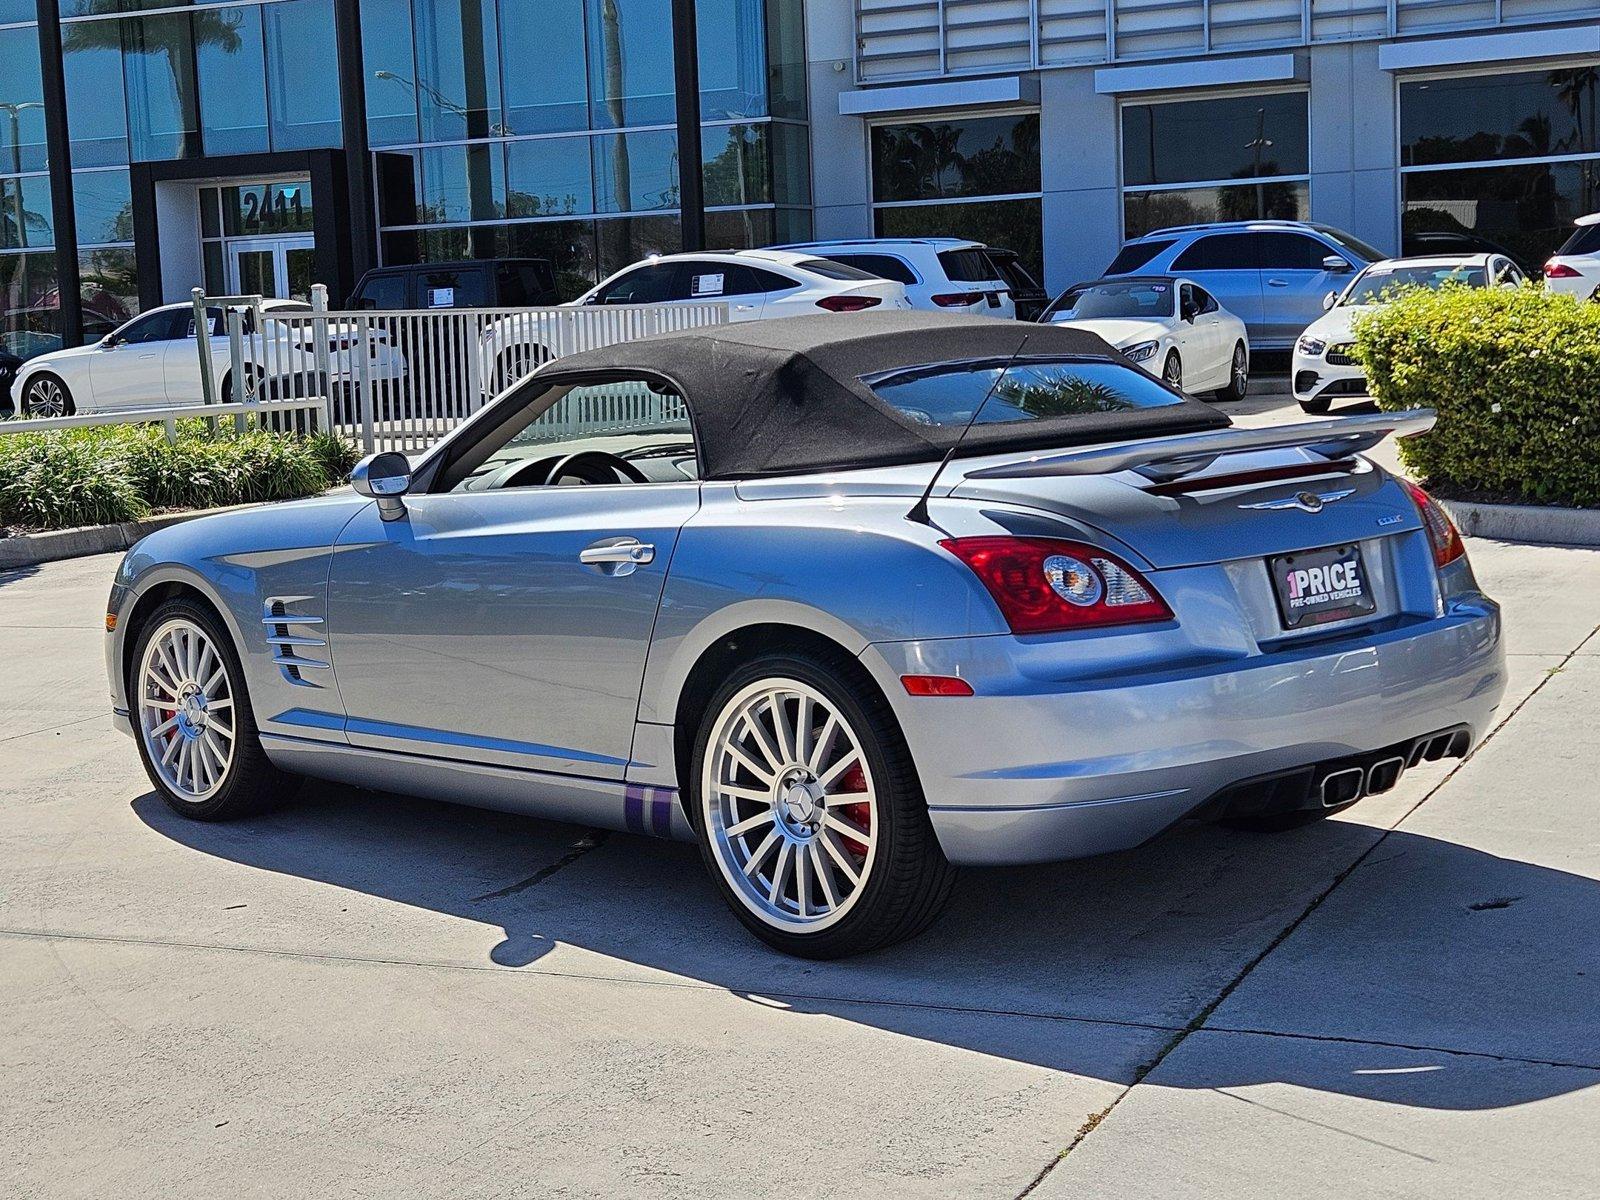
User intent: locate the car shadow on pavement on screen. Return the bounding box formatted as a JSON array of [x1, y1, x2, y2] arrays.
[[132, 780, 1600, 1113]]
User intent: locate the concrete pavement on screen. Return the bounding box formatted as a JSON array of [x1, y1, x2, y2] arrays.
[[2, 502, 1597, 1195]]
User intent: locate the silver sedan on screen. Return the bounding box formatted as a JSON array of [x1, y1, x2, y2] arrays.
[[105, 313, 1505, 958]]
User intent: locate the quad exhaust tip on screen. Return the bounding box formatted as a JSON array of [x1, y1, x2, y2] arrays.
[[1320, 766, 1366, 807], [1366, 756, 1406, 796]]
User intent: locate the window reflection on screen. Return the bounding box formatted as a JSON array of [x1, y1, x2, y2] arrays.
[[72, 169, 135, 245], [0, 27, 48, 174], [362, 0, 420, 146], [1402, 69, 1600, 168], [412, 0, 502, 142], [587, 0, 675, 129], [197, 4, 268, 155], [872, 115, 1040, 202], [702, 124, 768, 206], [79, 247, 139, 338], [0, 175, 52, 250], [265, 0, 342, 149], [115, 13, 200, 160], [501, 0, 588, 135], [63, 21, 130, 168], [1, 251, 61, 361], [594, 129, 678, 212], [1403, 160, 1600, 270], [875, 198, 1043, 280], [1122, 92, 1309, 187], [1123, 180, 1309, 239], [418, 143, 505, 223], [499, 220, 596, 300], [506, 138, 593, 218]]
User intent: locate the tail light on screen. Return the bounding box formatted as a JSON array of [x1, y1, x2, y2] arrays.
[[816, 294, 882, 313], [1543, 261, 1582, 279], [940, 537, 1172, 634], [930, 292, 984, 308], [1401, 480, 1466, 568]]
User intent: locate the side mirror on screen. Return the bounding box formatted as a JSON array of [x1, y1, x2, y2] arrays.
[[351, 451, 412, 522], [1322, 255, 1352, 274], [1322, 290, 1339, 311]]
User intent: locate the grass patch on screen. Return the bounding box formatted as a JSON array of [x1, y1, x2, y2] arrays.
[[0, 421, 359, 533]]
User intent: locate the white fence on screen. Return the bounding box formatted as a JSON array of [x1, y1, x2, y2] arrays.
[[223, 290, 728, 455]]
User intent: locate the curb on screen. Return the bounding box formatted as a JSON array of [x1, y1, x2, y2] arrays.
[[1437, 497, 1600, 549], [0, 505, 254, 571]]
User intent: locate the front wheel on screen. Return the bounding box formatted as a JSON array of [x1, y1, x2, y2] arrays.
[[130, 597, 296, 821], [1215, 342, 1249, 402], [23, 372, 74, 418], [691, 651, 956, 958], [1161, 351, 1183, 393]]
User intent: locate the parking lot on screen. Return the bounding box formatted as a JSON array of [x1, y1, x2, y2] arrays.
[[2, 378, 1597, 1199]]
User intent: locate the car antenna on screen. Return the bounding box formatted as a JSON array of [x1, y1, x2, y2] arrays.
[[906, 332, 1031, 527]]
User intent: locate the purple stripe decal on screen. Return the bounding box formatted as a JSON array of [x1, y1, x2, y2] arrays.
[[623, 785, 646, 835], [650, 788, 674, 837]]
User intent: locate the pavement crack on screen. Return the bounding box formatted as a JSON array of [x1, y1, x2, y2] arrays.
[[470, 830, 609, 902]]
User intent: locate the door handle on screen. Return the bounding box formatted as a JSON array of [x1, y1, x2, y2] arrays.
[[1266, 278, 1289, 287], [580, 538, 655, 566]]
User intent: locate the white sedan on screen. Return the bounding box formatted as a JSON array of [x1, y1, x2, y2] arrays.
[[12, 299, 405, 417], [1042, 276, 1249, 400], [1292, 253, 1525, 413], [478, 249, 913, 393]]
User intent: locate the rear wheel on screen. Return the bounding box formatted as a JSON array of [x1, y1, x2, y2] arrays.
[[1215, 342, 1249, 402], [130, 597, 296, 821], [23, 372, 73, 417], [691, 651, 955, 958], [1161, 351, 1183, 392]]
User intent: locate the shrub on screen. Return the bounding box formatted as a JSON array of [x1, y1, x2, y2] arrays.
[[0, 421, 361, 532], [1355, 285, 1600, 508], [0, 431, 148, 529]]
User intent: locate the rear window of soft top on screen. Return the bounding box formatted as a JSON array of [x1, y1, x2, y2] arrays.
[[863, 356, 1186, 428]]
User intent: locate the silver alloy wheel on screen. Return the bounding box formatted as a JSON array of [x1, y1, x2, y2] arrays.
[[137, 617, 237, 803], [1231, 345, 1248, 395], [25, 377, 66, 417], [1163, 354, 1183, 391], [701, 678, 879, 933]]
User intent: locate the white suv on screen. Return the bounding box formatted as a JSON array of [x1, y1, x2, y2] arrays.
[[1543, 214, 1600, 300], [772, 238, 1018, 319]]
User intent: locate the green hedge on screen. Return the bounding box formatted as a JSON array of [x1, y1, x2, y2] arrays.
[[0, 422, 360, 532], [1355, 285, 1600, 508]]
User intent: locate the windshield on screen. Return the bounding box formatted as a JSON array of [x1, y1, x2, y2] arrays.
[[1048, 281, 1174, 321], [1341, 264, 1487, 306], [1314, 225, 1385, 263], [863, 357, 1186, 428]]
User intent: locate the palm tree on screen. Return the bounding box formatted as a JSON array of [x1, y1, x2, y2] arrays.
[[63, 2, 249, 158]]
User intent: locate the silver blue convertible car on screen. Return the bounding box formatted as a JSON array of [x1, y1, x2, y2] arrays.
[[106, 313, 1505, 957]]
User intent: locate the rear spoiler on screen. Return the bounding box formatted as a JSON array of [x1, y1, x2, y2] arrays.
[[964, 409, 1436, 483]]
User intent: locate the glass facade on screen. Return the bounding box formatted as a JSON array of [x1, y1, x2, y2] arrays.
[[869, 113, 1043, 277], [1120, 91, 1310, 238], [367, 0, 811, 297], [1400, 68, 1600, 268], [2, 18, 57, 359]]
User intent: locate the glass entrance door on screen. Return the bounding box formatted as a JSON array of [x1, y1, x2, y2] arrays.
[[227, 236, 315, 300]]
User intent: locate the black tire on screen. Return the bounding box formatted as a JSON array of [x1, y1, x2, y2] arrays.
[[689, 648, 956, 959], [128, 596, 298, 822], [1299, 396, 1332, 415], [1221, 805, 1350, 833], [22, 371, 74, 417], [1215, 342, 1249, 402], [1161, 351, 1183, 393]]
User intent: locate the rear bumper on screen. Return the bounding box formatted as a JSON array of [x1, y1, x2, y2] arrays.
[[862, 596, 1505, 865]]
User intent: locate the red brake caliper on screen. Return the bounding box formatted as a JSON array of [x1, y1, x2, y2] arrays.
[[835, 762, 871, 860]]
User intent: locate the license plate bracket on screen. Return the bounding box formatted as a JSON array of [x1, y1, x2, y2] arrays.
[[1269, 543, 1376, 630]]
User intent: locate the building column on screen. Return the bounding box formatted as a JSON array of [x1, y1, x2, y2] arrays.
[[333, 0, 377, 281], [34, 0, 81, 347], [672, 0, 705, 252]]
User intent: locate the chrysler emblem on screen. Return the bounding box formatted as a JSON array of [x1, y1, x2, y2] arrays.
[[1239, 488, 1355, 514]]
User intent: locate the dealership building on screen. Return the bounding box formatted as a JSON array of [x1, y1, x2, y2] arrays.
[[1, 0, 1596, 354]]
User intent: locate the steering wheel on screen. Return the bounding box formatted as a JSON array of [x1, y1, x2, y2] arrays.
[[542, 450, 649, 486]]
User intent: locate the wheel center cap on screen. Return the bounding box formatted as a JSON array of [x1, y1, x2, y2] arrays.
[[779, 780, 822, 827], [176, 687, 208, 737]]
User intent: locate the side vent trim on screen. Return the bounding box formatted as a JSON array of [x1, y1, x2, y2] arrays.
[[263, 595, 329, 688]]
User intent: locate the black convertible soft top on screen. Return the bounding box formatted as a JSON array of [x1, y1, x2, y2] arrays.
[[544, 311, 1231, 479]]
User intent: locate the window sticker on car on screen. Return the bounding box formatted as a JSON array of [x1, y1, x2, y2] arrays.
[[692, 273, 725, 297], [1150, 284, 1167, 292], [428, 287, 455, 308]]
